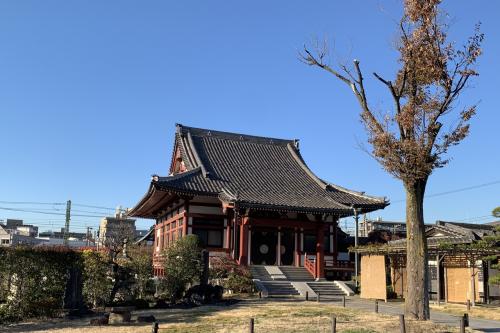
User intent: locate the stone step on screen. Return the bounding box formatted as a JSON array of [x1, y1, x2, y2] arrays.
[[307, 282, 347, 297], [261, 281, 300, 296], [278, 266, 315, 281]]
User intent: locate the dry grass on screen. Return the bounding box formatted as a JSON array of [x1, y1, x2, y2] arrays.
[[1, 300, 478, 333], [431, 302, 500, 321]]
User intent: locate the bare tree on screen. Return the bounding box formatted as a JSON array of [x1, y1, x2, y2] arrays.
[[102, 222, 135, 259], [300, 0, 483, 320]]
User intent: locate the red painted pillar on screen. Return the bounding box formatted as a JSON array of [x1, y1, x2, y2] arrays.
[[239, 217, 249, 265], [182, 212, 188, 236], [333, 220, 338, 259], [316, 223, 325, 279]]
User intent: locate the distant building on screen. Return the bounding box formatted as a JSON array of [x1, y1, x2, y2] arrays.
[[15, 224, 38, 237], [98, 207, 136, 248], [0, 220, 43, 247], [35, 237, 90, 248], [356, 220, 500, 303], [38, 228, 87, 241], [359, 218, 407, 238], [5, 219, 23, 229]]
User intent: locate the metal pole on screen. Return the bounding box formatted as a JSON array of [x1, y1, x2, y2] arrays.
[[399, 315, 406, 333], [63, 200, 71, 246], [353, 207, 360, 287], [459, 316, 465, 333], [436, 254, 441, 306]]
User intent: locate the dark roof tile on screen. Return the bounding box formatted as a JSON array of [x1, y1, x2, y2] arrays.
[[129, 124, 389, 217]]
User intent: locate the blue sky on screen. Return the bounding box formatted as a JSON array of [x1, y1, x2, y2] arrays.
[[0, 1, 498, 234]]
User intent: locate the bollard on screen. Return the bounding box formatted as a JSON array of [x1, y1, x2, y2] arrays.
[[466, 299, 471, 311], [331, 315, 336, 333], [399, 314, 406, 333], [249, 318, 254, 333], [459, 316, 465, 333], [342, 295, 346, 308], [463, 313, 469, 327], [305, 291, 309, 301], [259, 291, 262, 299], [374, 300, 379, 313], [151, 322, 159, 333], [317, 292, 321, 303]]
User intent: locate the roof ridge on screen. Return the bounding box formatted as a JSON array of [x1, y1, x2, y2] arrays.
[[158, 167, 202, 182], [186, 131, 210, 178], [287, 143, 386, 206], [287, 143, 329, 189], [326, 183, 387, 203], [177, 123, 295, 146]]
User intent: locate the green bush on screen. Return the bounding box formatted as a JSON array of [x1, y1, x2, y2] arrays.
[[158, 235, 203, 303], [81, 249, 113, 308], [209, 256, 254, 293], [0, 245, 155, 323], [125, 246, 154, 299], [0, 246, 80, 323]]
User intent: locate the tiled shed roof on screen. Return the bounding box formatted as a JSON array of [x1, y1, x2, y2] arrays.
[[128, 124, 389, 218]]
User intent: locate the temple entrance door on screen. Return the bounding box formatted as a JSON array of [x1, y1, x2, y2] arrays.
[[251, 229, 277, 265], [280, 229, 294, 266]]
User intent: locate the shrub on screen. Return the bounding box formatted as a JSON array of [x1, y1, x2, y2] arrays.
[[158, 235, 203, 303], [209, 256, 254, 293], [0, 246, 80, 323], [81, 250, 113, 308], [125, 246, 154, 300], [185, 284, 223, 305]]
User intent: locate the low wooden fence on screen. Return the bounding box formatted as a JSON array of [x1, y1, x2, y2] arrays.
[[150, 298, 469, 333]]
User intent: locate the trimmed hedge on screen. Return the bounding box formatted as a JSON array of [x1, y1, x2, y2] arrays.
[[0, 246, 81, 323], [0, 245, 154, 324]]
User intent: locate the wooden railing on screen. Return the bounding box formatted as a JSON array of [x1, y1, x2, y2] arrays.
[[304, 253, 316, 278], [325, 258, 354, 272]]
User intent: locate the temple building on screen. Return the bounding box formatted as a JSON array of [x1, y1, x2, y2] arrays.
[[128, 124, 388, 279]]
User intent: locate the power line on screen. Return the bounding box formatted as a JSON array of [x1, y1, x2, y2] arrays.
[[72, 203, 119, 211], [0, 206, 103, 218], [392, 179, 500, 203], [0, 200, 65, 205]]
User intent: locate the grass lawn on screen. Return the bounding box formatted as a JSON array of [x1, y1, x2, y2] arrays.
[[430, 302, 500, 321], [2, 299, 478, 333]]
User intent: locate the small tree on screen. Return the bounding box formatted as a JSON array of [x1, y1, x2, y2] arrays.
[[127, 246, 154, 299], [102, 223, 135, 257], [81, 250, 113, 308], [159, 235, 203, 302], [301, 0, 483, 320], [492, 206, 500, 219]]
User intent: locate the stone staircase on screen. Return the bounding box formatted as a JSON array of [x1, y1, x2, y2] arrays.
[[250, 265, 300, 297], [279, 266, 315, 281], [259, 281, 300, 297], [307, 282, 346, 300], [250, 265, 351, 299], [249, 265, 273, 281]]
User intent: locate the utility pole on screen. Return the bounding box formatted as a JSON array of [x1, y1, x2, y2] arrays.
[[63, 200, 71, 246], [86, 226, 92, 247], [353, 206, 360, 287]]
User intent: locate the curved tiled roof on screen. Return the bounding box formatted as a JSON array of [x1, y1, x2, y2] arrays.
[[129, 124, 389, 217]]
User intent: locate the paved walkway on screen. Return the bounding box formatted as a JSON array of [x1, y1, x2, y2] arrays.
[[328, 297, 500, 332]]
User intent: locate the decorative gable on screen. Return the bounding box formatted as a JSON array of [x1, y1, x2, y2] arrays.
[[169, 144, 187, 175]]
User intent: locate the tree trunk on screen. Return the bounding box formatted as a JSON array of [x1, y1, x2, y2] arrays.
[[404, 178, 430, 320]]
